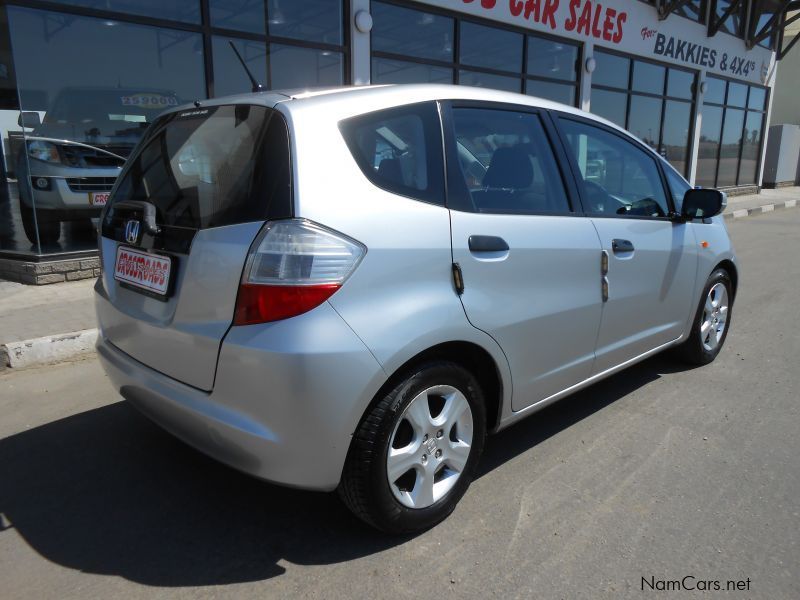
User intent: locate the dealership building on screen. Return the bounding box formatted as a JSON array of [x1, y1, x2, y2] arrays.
[[0, 0, 796, 281]]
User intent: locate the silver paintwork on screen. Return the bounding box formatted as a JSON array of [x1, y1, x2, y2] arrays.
[[96, 84, 737, 492], [387, 385, 473, 509], [701, 282, 729, 351]]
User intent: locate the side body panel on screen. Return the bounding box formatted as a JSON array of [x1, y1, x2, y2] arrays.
[[279, 100, 514, 421], [451, 212, 604, 411], [591, 218, 699, 373]]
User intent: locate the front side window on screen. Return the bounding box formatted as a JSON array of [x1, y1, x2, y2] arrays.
[[559, 118, 669, 218], [450, 108, 571, 215], [340, 102, 444, 205]]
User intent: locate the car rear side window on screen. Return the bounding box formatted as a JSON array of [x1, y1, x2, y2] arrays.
[[340, 102, 445, 205], [450, 107, 571, 215], [559, 117, 670, 218], [104, 104, 291, 234]]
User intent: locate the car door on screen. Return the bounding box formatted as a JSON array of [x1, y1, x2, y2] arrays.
[[555, 115, 698, 374], [443, 102, 603, 412]]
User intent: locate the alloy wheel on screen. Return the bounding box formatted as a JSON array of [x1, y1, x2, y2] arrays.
[[386, 385, 474, 509], [701, 282, 729, 352]]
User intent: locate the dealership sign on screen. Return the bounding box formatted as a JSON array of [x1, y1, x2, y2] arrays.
[[418, 0, 774, 83]]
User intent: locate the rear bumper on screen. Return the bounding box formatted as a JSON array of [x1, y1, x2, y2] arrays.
[[95, 302, 387, 491]]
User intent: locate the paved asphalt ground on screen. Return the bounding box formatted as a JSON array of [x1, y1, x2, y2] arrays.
[[1, 211, 798, 599]]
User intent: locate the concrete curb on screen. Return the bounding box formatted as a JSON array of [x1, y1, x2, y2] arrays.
[[1, 329, 98, 371], [724, 198, 797, 220]]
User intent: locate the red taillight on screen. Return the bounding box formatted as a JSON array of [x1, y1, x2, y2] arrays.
[[233, 283, 341, 325], [233, 219, 366, 326]]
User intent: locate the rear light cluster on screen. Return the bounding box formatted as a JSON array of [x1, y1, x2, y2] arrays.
[[233, 219, 366, 325]]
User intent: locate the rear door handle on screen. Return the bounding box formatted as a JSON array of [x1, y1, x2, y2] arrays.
[[468, 235, 509, 252], [611, 239, 634, 253]]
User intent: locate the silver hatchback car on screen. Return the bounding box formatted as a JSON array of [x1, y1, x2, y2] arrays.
[[95, 84, 736, 533]]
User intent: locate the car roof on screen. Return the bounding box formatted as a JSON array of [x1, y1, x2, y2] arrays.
[[164, 84, 648, 157]]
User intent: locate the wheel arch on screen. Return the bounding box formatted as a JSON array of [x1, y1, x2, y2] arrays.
[[714, 259, 738, 300], [364, 341, 505, 434]]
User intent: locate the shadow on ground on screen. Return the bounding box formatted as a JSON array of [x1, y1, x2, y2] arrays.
[[0, 354, 690, 587]]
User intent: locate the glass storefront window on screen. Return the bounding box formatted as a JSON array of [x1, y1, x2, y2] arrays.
[[525, 80, 575, 106], [372, 58, 453, 84], [6, 7, 205, 256], [459, 70, 520, 93], [704, 77, 726, 103], [662, 101, 692, 175], [526, 37, 577, 82], [269, 45, 343, 89], [717, 108, 745, 187], [667, 69, 694, 100], [590, 88, 627, 128], [591, 51, 695, 176], [697, 76, 768, 188], [372, 2, 454, 62], [370, 3, 579, 105], [267, 0, 343, 45], [632, 61, 665, 95], [459, 22, 523, 72], [628, 95, 663, 149], [593, 52, 629, 88], [748, 87, 766, 110], [738, 111, 763, 185], [210, 0, 265, 34], [43, 0, 201, 23], [213, 38, 343, 95], [212, 37, 268, 97], [727, 82, 747, 107], [696, 105, 723, 187]]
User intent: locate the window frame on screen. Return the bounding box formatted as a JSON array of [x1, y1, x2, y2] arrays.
[[439, 99, 581, 217], [550, 111, 677, 221], [4, 0, 352, 99]]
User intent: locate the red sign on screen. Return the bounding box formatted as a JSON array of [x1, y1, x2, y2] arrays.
[[461, 0, 626, 43]]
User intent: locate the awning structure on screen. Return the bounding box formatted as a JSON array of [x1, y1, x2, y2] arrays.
[[653, 0, 800, 59]]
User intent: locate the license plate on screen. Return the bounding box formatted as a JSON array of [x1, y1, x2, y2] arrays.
[[90, 192, 110, 206], [114, 246, 172, 297]]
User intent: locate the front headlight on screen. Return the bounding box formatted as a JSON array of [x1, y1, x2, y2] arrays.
[[27, 140, 62, 164]]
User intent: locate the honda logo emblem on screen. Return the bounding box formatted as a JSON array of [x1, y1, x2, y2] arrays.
[[124, 220, 141, 245]]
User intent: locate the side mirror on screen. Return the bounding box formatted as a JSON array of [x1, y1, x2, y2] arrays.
[[18, 111, 41, 129], [681, 188, 726, 220]]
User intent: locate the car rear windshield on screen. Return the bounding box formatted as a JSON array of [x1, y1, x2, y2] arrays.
[[104, 104, 291, 234]]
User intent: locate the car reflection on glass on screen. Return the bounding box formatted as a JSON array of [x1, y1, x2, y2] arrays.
[[16, 87, 179, 245]]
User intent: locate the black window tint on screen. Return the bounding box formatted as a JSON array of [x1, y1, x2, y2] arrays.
[[560, 118, 669, 218], [451, 108, 570, 215], [105, 105, 291, 232], [340, 102, 445, 205]]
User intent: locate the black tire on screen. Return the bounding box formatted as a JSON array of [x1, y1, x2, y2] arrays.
[[339, 361, 486, 534], [674, 268, 733, 366], [19, 198, 60, 245]]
